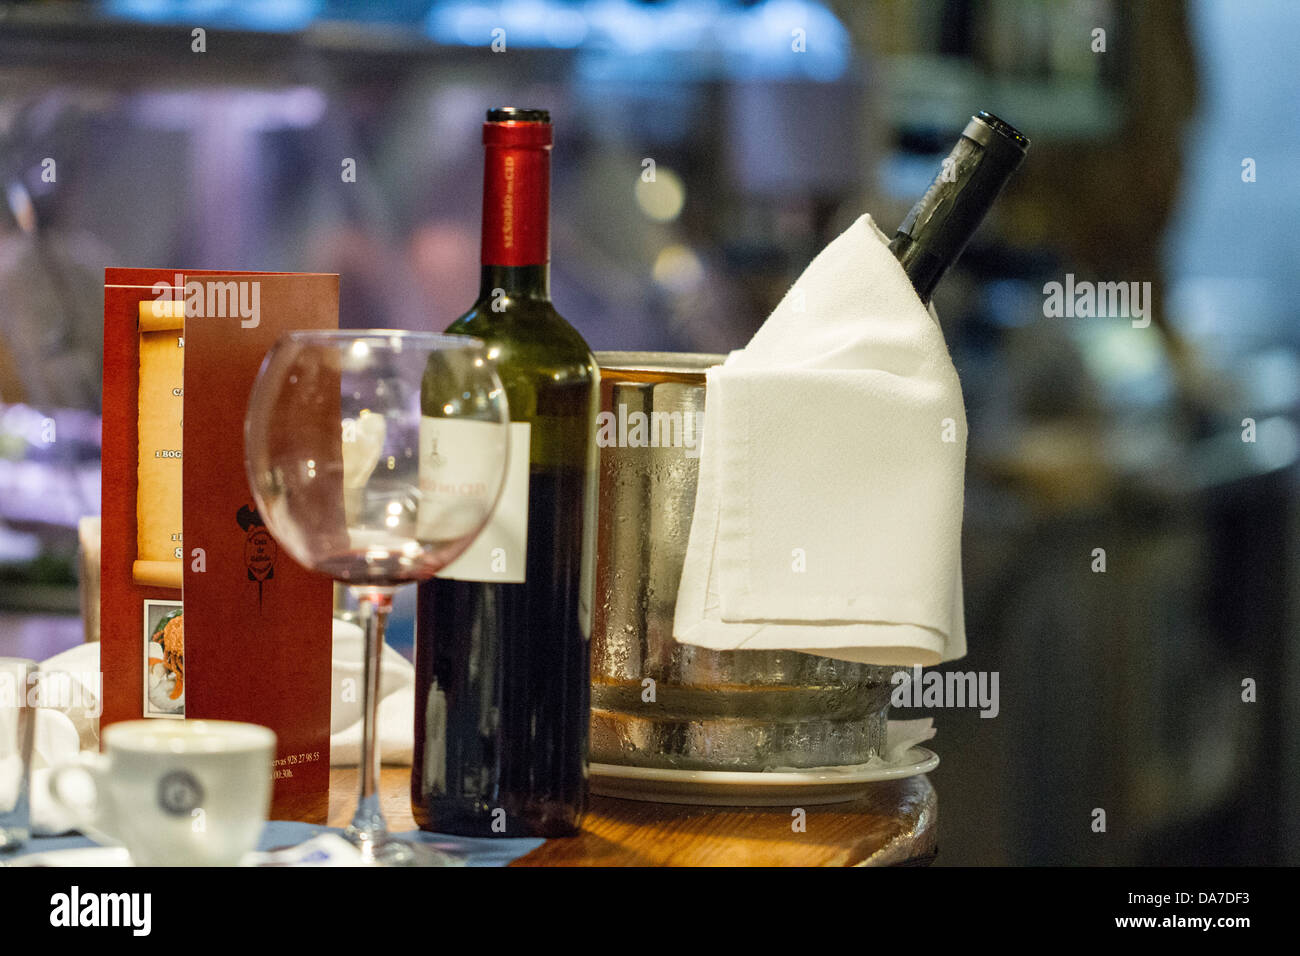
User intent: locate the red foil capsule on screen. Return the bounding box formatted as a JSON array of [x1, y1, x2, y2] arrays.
[[481, 119, 552, 267]]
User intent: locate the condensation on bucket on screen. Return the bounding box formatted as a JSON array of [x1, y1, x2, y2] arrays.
[[591, 352, 899, 771]]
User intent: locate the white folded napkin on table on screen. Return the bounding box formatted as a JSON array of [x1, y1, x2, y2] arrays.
[[674, 215, 967, 666], [29, 619, 417, 835], [327, 620, 415, 767]]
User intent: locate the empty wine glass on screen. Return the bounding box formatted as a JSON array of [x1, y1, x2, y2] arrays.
[[244, 330, 509, 865]]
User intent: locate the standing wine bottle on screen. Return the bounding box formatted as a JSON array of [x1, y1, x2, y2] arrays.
[[413, 108, 597, 837], [890, 111, 1029, 304]]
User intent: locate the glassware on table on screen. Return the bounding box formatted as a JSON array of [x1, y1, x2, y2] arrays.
[[0, 658, 37, 854], [244, 331, 509, 866]]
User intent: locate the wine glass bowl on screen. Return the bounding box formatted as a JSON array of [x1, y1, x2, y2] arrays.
[[245, 331, 509, 584], [243, 330, 509, 865]]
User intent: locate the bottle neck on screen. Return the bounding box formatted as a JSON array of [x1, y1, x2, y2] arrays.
[[888, 131, 988, 306], [888, 233, 944, 305], [480, 121, 552, 274], [890, 114, 1027, 305], [478, 264, 550, 302]]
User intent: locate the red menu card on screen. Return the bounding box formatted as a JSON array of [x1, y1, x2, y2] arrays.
[[101, 268, 338, 822]]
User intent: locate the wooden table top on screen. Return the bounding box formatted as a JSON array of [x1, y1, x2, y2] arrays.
[[329, 766, 937, 867], [0, 624, 936, 866]]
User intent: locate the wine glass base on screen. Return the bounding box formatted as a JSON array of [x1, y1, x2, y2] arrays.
[[344, 827, 463, 867]]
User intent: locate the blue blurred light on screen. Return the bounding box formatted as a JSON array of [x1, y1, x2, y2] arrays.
[[544, 8, 590, 48], [106, 0, 322, 32], [426, 0, 851, 81]]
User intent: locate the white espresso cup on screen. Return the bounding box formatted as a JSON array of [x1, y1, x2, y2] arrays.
[[49, 720, 275, 866]]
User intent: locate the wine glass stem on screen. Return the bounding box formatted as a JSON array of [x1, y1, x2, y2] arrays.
[[349, 585, 395, 851]]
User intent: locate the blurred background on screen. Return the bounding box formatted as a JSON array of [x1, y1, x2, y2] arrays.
[[0, 0, 1296, 864]]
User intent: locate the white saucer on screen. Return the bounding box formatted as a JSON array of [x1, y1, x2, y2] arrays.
[[5, 846, 133, 867], [589, 747, 938, 806], [4, 846, 266, 867]]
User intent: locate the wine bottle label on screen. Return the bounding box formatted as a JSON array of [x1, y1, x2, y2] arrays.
[[432, 420, 531, 584], [415, 416, 506, 542]]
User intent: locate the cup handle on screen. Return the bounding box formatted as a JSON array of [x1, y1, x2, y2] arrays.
[[46, 753, 119, 847]]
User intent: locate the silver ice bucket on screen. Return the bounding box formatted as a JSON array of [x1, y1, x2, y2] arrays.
[[590, 352, 898, 771]]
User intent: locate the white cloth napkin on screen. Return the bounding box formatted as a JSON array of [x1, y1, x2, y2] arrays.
[[29, 619, 417, 834], [327, 620, 415, 767], [674, 215, 967, 666]]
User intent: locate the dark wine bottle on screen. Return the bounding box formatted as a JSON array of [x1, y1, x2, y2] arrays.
[[889, 111, 1030, 303], [413, 108, 597, 837]]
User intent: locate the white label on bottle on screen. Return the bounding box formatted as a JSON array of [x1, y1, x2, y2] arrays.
[[415, 417, 507, 542], [433, 421, 530, 584]]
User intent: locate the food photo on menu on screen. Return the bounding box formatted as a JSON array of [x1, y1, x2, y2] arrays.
[[143, 604, 183, 717], [0, 0, 1292, 936]]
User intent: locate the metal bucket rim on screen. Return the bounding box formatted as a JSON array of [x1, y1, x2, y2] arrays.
[[595, 351, 726, 375]]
